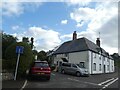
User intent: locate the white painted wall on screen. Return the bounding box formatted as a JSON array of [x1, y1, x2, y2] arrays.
[[53, 50, 115, 74], [92, 52, 103, 74], [88, 51, 92, 74], [54, 54, 67, 64], [109, 59, 114, 72], [69, 51, 89, 69]]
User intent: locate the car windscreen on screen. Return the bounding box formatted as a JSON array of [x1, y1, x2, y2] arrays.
[[76, 64, 85, 68], [34, 62, 49, 68]]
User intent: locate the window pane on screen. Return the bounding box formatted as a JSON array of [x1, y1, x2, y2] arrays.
[[99, 64, 101, 71], [79, 62, 85, 68], [93, 63, 96, 71]]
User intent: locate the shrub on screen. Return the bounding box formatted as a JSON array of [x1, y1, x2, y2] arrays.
[[4, 42, 34, 77]]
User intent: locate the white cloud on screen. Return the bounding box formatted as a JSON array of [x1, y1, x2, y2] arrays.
[[12, 26, 61, 51], [68, 2, 118, 54], [12, 25, 20, 30], [70, 7, 96, 27], [67, 0, 92, 6], [2, 0, 24, 16], [1, 0, 42, 16], [76, 21, 84, 28], [61, 20, 68, 24]]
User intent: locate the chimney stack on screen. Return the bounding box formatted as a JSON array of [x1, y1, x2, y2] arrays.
[[96, 38, 100, 47], [73, 31, 77, 40]]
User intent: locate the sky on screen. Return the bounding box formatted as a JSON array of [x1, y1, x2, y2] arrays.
[[1, 0, 118, 54]]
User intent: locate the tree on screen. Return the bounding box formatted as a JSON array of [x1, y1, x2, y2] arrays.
[[2, 33, 17, 59], [30, 37, 34, 49], [22, 37, 29, 43], [111, 53, 120, 67], [37, 51, 48, 61], [4, 42, 34, 77]]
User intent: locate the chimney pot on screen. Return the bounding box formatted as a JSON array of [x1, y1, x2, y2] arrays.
[[96, 38, 100, 47], [73, 31, 77, 40]]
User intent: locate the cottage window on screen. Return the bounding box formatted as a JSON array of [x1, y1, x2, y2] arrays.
[[94, 53, 96, 58], [79, 62, 85, 68], [93, 63, 96, 71], [99, 64, 101, 71], [107, 58, 109, 62], [112, 66, 113, 71], [107, 65, 109, 71]]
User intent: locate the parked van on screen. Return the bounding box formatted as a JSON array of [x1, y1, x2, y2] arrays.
[[61, 63, 89, 77]]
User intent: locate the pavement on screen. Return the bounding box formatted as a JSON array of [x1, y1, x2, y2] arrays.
[[2, 78, 26, 89]]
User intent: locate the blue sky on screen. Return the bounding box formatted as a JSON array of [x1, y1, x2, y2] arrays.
[[1, 1, 118, 54], [2, 2, 88, 34]]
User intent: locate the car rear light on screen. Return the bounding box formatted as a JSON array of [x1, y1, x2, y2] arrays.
[[47, 67, 51, 71]]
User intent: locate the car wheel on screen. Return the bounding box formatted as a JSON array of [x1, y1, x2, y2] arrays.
[[61, 70, 65, 74], [76, 72, 81, 77]]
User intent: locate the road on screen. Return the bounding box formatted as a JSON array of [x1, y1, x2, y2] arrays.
[[22, 71, 118, 89]]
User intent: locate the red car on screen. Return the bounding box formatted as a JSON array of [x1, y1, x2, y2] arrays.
[[28, 61, 51, 80]]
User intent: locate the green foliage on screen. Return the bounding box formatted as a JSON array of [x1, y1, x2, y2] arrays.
[[111, 53, 120, 68], [4, 42, 34, 77], [2, 33, 17, 59], [22, 37, 29, 43], [37, 51, 48, 61]]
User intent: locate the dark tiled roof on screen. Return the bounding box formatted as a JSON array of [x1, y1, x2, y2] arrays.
[[53, 37, 109, 57]]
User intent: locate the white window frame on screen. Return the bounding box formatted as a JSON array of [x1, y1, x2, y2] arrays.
[[93, 63, 96, 71]]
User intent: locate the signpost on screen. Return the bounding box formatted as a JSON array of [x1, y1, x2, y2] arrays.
[[14, 46, 24, 80]]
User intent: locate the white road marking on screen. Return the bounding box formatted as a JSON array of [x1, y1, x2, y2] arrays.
[[20, 80, 27, 90], [102, 78, 118, 89], [68, 78, 100, 86], [98, 78, 115, 86]]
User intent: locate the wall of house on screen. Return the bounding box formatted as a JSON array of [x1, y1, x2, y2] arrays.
[[53, 50, 115, 74], [89, 51, 115, 74], [53, 54, 68, 65], [109, 59, 114, 72], [69, 51, 89, 69], [89, 51, 103, 74]]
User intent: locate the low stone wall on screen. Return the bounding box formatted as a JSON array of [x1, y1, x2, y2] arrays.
[[2, 73, 14, 80]]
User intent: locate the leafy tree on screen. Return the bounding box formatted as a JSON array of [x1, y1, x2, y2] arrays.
[[4, 42, 34, 77], [37, 51, 48, 61], [22, 37, 29, 43], [32, 50, 38, 55], [30, 37, 34, 49], [2, 33, 17, 59], [111, 53, 120, 67]]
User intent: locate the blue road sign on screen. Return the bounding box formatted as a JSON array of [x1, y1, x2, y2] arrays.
[[16, 46, 24, 54]]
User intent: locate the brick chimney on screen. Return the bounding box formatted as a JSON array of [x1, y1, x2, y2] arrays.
[[73, 31, 77, 40], [96, 38, 100, 47]]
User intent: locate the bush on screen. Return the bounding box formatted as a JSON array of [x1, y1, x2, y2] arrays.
[[4, 42, 34, 77]]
